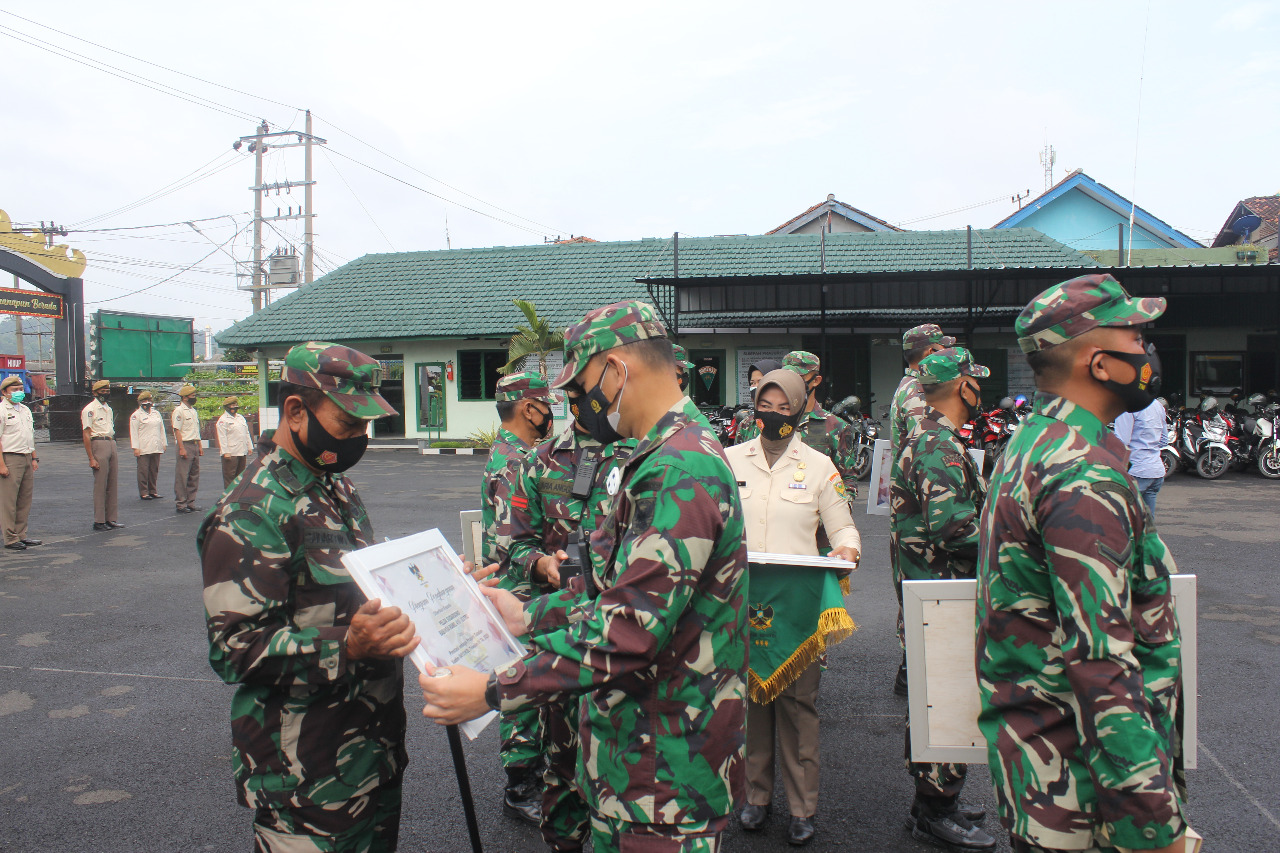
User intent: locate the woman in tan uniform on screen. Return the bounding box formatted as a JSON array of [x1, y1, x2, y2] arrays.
[[725, 368, 861, 847]]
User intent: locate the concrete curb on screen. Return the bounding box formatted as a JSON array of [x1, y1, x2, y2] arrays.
[[419, 447, 484, 455]]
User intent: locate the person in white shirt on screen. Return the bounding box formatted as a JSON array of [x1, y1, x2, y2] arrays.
[[82, 379, 122, 531], [172, 383, 203, 514], [215, 395, 253, 488], [0, 376, 40, 550], [129, 391, 167, 500]]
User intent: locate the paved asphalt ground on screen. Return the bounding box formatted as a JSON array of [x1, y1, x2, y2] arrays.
[[2, 439, 1278, 852]]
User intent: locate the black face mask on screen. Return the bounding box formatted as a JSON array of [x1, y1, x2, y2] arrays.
[[1095, 343, 1162, 414], [576, 362, 625, 445], [678, 372, 690, 392], [960, 382, 982, 422], [291, 406, 368, 473], [754, 409, 802, 442], [95, 393, 110, 403], [529, 403, 553, 440], [141, 403, 152, 411]]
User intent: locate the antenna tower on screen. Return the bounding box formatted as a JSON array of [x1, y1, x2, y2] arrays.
[[1039, 143, 1057, 192]]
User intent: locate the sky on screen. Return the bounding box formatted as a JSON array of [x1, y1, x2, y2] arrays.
[[3, 1, 1278, 335]]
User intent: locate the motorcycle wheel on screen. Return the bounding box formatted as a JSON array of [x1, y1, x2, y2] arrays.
[[1162, 452, 1178, 478], [1258, 444, 1280, 479], [853, 446, 873, 481], [1195, 448, 1230, 480]]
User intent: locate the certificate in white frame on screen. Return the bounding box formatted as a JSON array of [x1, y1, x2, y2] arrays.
[[747, 551, 858, 570], [902, 575, 1197, 768], [865, 439, 892, 516], [342, 528, 526, 739]]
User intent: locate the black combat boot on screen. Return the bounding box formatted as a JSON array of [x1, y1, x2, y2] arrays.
[[908, 797, 996, 850], [503, 766, 542, 826]]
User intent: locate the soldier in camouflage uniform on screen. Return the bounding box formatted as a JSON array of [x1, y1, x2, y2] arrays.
[[199, 342, 415, 853], [737, 351, 858, 501], [672, 343, 695, 394], [422, 300, 747, 853], [889, 348, 995, 851], [889, 323, 956, 695], [481, 371, 557, 825], [507, 415, 635, 851], [977, 274, 1186, 853]]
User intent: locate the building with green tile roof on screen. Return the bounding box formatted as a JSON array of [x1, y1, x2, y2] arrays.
[[217, 228, 1277, 440]]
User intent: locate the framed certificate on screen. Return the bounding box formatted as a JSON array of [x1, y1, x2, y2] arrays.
[[342, 529, 526, 739], [901, 575, 1197, 767], [748, 551, 858, 570]]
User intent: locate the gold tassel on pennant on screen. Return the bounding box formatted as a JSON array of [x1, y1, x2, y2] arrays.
[[747, 607, 856, 704]]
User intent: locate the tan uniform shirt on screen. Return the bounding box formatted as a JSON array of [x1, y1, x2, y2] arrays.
[[726, 436, 861, 556], [0, 399, 35, 454], [172, 403, 201, 443], [81, 399, 115, 438], [129, 408, 168, 454], [215, 412, 253, 457]]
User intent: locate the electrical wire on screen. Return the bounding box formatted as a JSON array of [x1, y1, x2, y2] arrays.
[[64, 213, 248, 234], [0, 24, 260, 124], [71, 154, 246, 228], [321, 147, 397, 252], [315, 113, 569, 236], [896, 195, 1014, 227], [88, 223, 248, 305], [327, 147, 548, 237], [0, 9, 301, 115]]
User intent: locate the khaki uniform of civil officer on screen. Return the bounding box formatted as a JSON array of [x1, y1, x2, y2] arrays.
[[215, 396, 253, 488], [725, 434, 860, 823], [129, 392, 166, 499], [172, 385, 202, 512], [82, 380, 120, 528], [0, 376, 39, 549]]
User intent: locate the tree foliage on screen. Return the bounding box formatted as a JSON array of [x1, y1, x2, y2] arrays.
[[500, 299, 564, 379]]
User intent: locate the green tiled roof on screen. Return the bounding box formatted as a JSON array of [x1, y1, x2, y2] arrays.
[[217, 229, 1097, 347]]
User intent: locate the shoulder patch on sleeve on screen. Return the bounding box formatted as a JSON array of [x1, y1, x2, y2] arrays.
[[1089, 480, 1131, 499]]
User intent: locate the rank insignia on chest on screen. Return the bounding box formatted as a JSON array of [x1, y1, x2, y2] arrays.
[[787, 482, 807, 490], [510, 495, 528, 510], [748, 603, 774, 630]]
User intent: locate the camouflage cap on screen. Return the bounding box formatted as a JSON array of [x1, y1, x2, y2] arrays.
[[92, 379, 111, 392], [223, 396, 240, 408], [177, 384, 196, 397], [137, 390, 153, 402], [917, 346, 992, 385], [551, 300, 667, 389], [671, 344, 695, 371], [782, 350, 820, 375], [495, 371, 557, 403], [1, 376, 23, 392], [1016, 274, 1166, 354], [281, 341, 397, 420], [903, 324, 956, 351]]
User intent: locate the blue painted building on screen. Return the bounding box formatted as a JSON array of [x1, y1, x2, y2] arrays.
[[993, 169, 1201, 251]]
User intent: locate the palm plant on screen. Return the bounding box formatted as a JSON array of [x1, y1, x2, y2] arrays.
[[500, 299, 564, 378]]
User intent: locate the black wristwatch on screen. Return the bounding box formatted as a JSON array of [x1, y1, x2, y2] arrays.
[[484, 671, 500, 711]]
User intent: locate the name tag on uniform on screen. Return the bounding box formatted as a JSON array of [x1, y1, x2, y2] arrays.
[[787, 482, 808, 490], [302, 528, 357, 550], [539, 478, 572, 497]]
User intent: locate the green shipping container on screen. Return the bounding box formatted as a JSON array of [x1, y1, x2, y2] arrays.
[[94, 311, 195, 380]]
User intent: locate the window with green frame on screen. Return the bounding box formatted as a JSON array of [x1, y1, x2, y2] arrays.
[[458, 350, 507, 400], [416, 362, 446, 430]]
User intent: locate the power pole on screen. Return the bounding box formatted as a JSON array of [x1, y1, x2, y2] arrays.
[[304, 110, 315, 285], [233, 117, 327, 312]]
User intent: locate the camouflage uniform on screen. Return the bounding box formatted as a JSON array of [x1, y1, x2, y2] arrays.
[[507, 424, 635, 851], [488, 302, 748, 853], [890, 349, 990, 817], [890, 325, 955, 657], [482, 372, 557, 793], [199, 342, 404, 853], [977, 275, 1185, 852]]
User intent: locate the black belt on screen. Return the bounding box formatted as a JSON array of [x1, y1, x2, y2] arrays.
[[91, 436, 114, 441], [1, 451, 31, 455]]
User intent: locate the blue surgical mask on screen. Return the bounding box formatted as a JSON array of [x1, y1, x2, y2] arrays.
[[9, 391, 24, 403]]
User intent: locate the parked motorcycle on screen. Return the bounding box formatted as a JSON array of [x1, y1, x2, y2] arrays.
[[1185, 396, 1232, 479], [1242, 393, 1280, 479], [831, 394, 877, 480]]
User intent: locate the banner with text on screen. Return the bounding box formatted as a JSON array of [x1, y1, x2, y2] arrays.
[[0, 287, 63, 319]]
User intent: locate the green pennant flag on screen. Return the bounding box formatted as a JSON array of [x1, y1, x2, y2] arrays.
[[746, 563, 855, 703]]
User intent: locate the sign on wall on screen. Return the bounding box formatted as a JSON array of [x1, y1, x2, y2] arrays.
[[0, 286, 64, 319], [735, 348, 791, 406]]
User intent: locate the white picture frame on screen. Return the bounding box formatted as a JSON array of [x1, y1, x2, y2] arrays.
[[459, 510, 483, 566], [865, 438, 892, 515], [341, 528, 526, 739], [748, 551, 858, 570], [902, 575, 1197, 768]]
